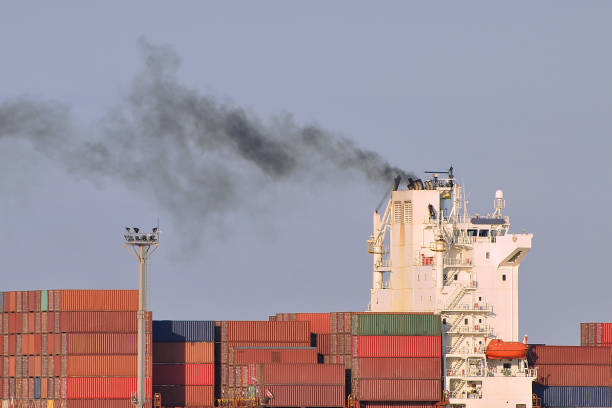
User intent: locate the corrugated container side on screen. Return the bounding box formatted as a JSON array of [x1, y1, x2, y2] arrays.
[[152, 320, 215, 342], [60, 312, 150, 333], [152, 363, 214, 386], [352, 313, 440, 336], [353, 357, 441, 379], [265, 385, 344, 407], [255, 363, 345, 385], [354, 336, 441, 358], [533, 384, 611, 407], [60, 290, 138, 311], [153, 342, 215, 363], [152, 385, 214, 406], [362, 404, 438, 408], [65, 333, 152, 355], [41, 291, 48, 312], [224, 321, 311, 343], [65, 377, 152, 399], [65, 400, 151, 408], [66, 355, 152, 377], [528, 345, 611, 365], [317, 334, 332, 355], [354, 379, 441, 402], [232, 347, 318, 364], [221, 342, 311, 364], [295, 313, 331, 334], [535, 364, 610, 386]]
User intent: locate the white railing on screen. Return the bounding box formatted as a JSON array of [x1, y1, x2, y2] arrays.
[[445, 346, 486, 355], [446, 324, 491, 335], [486, 368, 537, 378], [449, 390, 482, 400], [445, 303, 492, 312], [444, 258, 473, 267]]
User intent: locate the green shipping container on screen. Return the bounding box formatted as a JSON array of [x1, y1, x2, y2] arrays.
[[41, 290, 48, 311], [351, 313, 441, 336]]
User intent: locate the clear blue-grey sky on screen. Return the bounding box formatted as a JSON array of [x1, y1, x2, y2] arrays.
[[1, 2, 611, 345]]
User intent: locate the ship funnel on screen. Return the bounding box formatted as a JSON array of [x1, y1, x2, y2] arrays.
[[392, 176, 401, 191]]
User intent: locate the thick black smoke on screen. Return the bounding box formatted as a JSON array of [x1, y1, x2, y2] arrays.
[[0, 40, 412, 228]]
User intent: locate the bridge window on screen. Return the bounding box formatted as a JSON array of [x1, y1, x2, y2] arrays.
[[502, 274, 507, 281], [478, 229, 489, 237], [485, 252, 490, 259], [464, 318, 468, 325], [467, 229, 477, 237], [454, 274, 458, 281], [442, 318, 447, 325]]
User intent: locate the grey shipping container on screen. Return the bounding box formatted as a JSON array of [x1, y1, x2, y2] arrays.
[[153, 320, 215, 342]]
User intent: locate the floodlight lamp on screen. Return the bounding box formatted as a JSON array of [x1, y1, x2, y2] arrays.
[[126, 227, 131, 233], [133, 227, 140, 233], [152, 227, 158, 233]]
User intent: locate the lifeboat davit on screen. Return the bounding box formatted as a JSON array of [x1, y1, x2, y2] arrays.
[[485, 339, 527, 360]]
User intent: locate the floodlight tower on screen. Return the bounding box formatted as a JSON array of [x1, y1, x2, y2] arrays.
[[124, 226, 160, 408]]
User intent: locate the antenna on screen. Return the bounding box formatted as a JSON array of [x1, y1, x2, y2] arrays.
[[124, 227, 160, 408]]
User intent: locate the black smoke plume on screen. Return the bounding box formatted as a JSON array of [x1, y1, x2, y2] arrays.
[[0, 40, 412, 229]]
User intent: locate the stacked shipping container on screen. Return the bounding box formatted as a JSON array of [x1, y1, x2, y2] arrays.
[[152, 321, 215, 407], [350, 313, 442, 405], [218, 320, 345, 406], [0, 290, 152, 408], [529, 345, 612, 407]]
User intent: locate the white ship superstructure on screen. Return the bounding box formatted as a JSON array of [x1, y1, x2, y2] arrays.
[[367, 169, 536, 408]]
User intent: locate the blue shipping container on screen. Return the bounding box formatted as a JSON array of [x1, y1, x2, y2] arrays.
[[34, 377, 41, 399], [533, 384, 611, 407], [153, 320, 215, 342]]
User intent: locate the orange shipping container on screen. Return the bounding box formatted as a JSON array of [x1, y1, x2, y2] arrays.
[[65, 377, 152, 399], [60, 290, 138, 311], [265, 385, 344, 407], [153, 342, 215, 363], [354, 379, 441, 401], [65, 333, 152, 355], [153, 385, 214, 406], [66, 355, 152, 377], [60, 312, 151, 333]]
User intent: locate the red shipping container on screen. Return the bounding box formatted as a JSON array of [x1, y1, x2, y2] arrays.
[[65, 400, 151, 408], [8, 314, 16, 334], [65, 377, 152, 399], [254, 363, 345, 385], [354, 379, 441, 401], [9, 292, 17, 312], [221, 342, 311, 364], [28, 313, 35, 334], [60, 290, 138, 311], [362, 404, 437, 408], [153, 363, 214, 386], [153, 342, 215, 364], [232, 347, 318, 364], [535, 364, 610, 386], [354, 336, 441, 358], [223, 321, 310, 343], [528, 345, 611, 365], [8, 335, 15, 355], [296, 313, 331, 334], [59, 311, 149, 333], [153, 385, 214, 406], [317, 334, 332, 355], [353, 357, 441, 379], [65, 333, 152, 355], [265, 384, 344, 407], [66, 355, 151, 377]]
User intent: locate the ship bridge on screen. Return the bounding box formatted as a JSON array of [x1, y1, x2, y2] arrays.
[[367, 168, 534, 408]]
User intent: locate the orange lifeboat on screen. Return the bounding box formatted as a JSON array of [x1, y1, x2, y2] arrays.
[[485, 339, 527, 360]]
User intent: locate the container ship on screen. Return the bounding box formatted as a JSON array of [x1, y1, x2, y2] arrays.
[[1, 169, 611, 408]]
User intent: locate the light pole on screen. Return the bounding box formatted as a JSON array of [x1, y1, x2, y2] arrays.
[[124, 226, 160, 408]]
